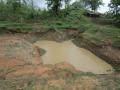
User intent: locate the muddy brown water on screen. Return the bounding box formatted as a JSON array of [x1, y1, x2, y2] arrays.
[[34, 40, 114, 74]]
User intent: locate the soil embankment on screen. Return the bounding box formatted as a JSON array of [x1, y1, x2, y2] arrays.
[[0, 34, 41, 67], [74, 36, 120, 69]]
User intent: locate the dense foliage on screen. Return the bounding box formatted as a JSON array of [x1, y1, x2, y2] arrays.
[[0, 0, 40, 22], [80, 0, 103, 12], [46, 0, 71, 15], [109, 0, 120, 27], [0, 0, 119, 30]]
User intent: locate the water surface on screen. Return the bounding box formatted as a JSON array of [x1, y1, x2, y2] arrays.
[[34, 40, 114, 74]]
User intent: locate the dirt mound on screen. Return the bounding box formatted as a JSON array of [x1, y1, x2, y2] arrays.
[[73, 76, 98, 90], [6, 65, 52, 79], [0, 58, 26, 67], [44, 79, 66, 90], [0, 36, 41, 67], [34, 76, 98, 90], [5, 62, 77, 79]]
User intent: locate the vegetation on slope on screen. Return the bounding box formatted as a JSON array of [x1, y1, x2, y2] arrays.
[[0, 0, 119, 49], [84, 24, 120, 48]]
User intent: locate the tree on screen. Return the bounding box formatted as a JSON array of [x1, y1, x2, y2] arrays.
[[63, 0, 71, 16], [64, 0, 71, 9], [6, 0, 22, 15], [0, 0, 6, 20], [0, 0, 42, 21], [29, 0, 35, 19], [71, 0, 87, 9], [109, 0, 120, 26], [82, 0, 103, 12], [46, 0, 63, 15]]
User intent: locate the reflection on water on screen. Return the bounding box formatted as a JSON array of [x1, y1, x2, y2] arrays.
[[34, 40, 114, 74]]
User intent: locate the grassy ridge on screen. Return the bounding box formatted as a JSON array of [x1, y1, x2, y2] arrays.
[[0, 21, 33, 33], [84, 25, 120, 48]]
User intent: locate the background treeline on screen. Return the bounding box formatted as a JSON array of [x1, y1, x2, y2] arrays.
[[0, 0, 41, 22], [0, 0, 119, 26]]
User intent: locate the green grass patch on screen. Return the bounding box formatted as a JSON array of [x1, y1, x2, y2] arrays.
[[0, 21, 33, 33], [0, 76, 37, 90], [84, 25, 120, 48], [40, 9, 91, 32]]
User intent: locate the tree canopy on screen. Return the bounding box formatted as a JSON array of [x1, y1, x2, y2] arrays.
[[46, 0, 71, 15], [81, 0, 103, 12], [109, 0, 120, 26]]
